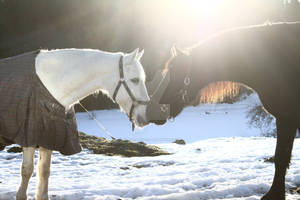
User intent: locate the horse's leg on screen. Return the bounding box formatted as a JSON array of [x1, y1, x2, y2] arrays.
[[16, 147, 35, 200], [262, 119, 296, 200], [36, 146, 52, 200]]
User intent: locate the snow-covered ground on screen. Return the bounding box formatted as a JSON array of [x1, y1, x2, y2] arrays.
[[76, 93, 264, 144], [1, 94, 300, 200]]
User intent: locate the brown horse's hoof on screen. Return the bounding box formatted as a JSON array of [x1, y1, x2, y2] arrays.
[[261, 189, 285, 200]]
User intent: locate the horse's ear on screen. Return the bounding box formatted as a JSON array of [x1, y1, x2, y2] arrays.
[[126, 48, 139, 63], [175, 46, 190, 56], [171, 44, 177, 58], [137, 49, 144, 60]]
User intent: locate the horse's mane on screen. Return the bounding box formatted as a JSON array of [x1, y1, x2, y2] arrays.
[[162, 21, 300, 76], [162, 22, 300, 104], [162, 54, 174, 76], [188, 21, 300, 51], [162, 46, 190, 76]]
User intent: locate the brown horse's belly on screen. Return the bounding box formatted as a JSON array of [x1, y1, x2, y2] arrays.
[[258, 90, 300, 125]]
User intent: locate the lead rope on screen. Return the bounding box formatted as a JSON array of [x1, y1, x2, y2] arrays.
[[78, 102, 116, 140]]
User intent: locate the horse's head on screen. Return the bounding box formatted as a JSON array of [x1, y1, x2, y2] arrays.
[[113, 48, 150, 128], [157, 46, 197, 119], [144, 46, 196, 125]]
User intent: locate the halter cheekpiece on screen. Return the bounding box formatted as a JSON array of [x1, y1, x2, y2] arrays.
[[179, 58, 192, 104], [112, 55, 148, 131]]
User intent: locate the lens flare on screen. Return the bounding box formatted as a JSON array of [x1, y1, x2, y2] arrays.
[[185, 0, 221, 19]]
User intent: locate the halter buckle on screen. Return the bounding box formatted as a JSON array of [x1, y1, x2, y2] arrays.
[[184, 76, 190, 86], [160, 104, 169, 113], [181, 90, 190, 103]]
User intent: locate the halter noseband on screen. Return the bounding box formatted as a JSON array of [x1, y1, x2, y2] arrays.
[[112, 55, 149, 131]]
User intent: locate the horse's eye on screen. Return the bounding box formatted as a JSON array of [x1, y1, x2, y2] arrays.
[[131, 78, 140, 84]]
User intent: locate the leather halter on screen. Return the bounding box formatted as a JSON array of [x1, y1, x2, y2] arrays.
[[180, 58, 192, 104], [112, 56, 149, 130], [181, 75, 191, 103]]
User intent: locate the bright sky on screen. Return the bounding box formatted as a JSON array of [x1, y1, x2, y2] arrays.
[[135, 0, 280, 46]]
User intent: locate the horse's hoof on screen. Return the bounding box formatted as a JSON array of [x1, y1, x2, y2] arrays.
[[261, 190, 285, 200]]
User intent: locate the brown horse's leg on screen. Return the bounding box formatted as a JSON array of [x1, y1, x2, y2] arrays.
[[262, 119, 296, 200]]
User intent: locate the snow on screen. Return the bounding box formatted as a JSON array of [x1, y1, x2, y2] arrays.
[[76, 93, 264, 144], [0, 94, 299, 200]]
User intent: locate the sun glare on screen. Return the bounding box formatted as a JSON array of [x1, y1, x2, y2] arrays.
[[185, 0, 221, 19], [140, 0, 271, 46]]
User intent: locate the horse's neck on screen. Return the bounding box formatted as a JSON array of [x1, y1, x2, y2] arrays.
[[190, 23, 300, 90], [35, 49, 121, 109], [191, 28, 267, 90]]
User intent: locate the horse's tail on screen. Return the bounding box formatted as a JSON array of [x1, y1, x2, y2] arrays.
[[0, 137, 13, 151]]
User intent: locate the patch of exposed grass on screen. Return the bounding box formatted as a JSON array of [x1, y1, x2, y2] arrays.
[[79, 132, 170, 157]]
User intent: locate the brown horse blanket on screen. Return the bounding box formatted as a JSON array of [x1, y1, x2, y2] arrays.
[[0, 51, 81, 155]]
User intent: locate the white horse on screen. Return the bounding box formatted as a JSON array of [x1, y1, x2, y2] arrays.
[[15, 48, 150, 200]]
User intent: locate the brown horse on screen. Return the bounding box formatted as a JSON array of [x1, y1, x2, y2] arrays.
[[151, 22, 300, 199]]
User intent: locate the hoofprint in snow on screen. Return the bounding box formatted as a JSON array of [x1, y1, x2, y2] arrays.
[[1, 94, 300, 200]]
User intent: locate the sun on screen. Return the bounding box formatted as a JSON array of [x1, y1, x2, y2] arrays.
[[184, 0, 221, 19]]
